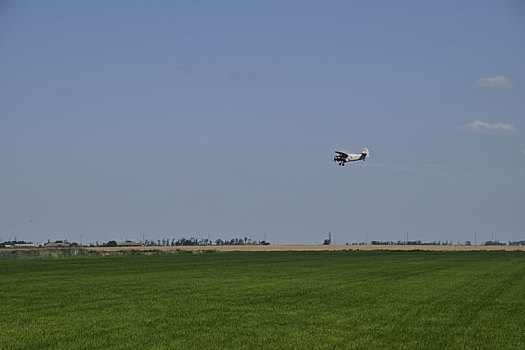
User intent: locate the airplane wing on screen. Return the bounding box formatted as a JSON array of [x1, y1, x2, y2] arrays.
[[334, 151, 349, 156]]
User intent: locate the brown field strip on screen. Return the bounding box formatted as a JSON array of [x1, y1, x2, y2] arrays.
[[85, 244, 525, 252], [2, 245, 525, 253]]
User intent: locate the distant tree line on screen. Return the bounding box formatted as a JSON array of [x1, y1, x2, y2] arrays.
[[4, 237, 525, 248], [92, 236, 270, 247], [344, 240, 525, 246], [483, 240, 506, 246], [214, 237, 270, 246], [369, 240, 456, 245]]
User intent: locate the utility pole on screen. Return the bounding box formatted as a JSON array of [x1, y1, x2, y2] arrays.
[[80, 234, 83, 246], [406, 231, 409, 245], [475, 232, 477, 245]]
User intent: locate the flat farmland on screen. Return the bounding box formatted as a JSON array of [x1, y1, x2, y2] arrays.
[[1, 251, 525, 349]]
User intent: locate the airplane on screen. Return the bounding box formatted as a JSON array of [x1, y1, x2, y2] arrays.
[[334, 148, 369, 166]]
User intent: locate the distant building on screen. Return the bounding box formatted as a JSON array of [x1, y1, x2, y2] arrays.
[[11, 243, 41, 248], [44, 242, 71, 248]]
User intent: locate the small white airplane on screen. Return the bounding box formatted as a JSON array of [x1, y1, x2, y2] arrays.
[[334, 148, 370, 166]]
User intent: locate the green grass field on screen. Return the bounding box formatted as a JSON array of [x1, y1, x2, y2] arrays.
[[1, 251, 525, 349]]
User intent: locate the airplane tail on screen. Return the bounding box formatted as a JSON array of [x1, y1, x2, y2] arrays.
[[361, 148, 370, 159]]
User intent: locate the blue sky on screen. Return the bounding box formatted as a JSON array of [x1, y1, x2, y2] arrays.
[[1, 0, 524, 244]]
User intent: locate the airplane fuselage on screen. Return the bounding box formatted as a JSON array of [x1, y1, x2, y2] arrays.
[[344, 154, 364, 162], [334, 148, 369, 166]]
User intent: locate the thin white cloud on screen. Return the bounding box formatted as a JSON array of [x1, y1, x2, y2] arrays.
[[459, 120, 518, 134], [478, 76, 512, 87], [521, 149, 525, 156]]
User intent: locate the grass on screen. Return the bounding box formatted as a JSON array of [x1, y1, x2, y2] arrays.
[[1, 251, 524, 349], [0, 248, 94, 260], [0, 248, 194, 260]]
